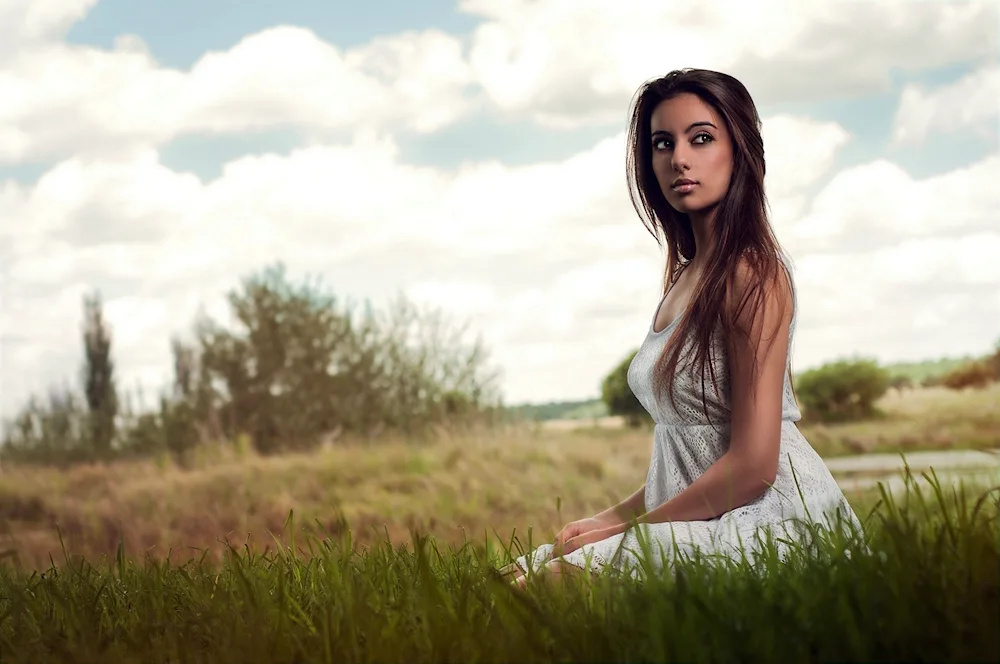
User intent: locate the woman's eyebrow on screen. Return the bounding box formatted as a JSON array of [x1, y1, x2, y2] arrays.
[[651, 121, 718, 137]]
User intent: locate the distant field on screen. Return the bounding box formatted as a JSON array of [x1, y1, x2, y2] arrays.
[[1, 383, 997, 571], [881, 356, 981, 383], [508, 398, 608, 422], [541, 384, 1000, 455], [511, 355, 986, 422]]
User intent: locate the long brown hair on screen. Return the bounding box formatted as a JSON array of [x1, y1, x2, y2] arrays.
[[625, 68, 791, 420]]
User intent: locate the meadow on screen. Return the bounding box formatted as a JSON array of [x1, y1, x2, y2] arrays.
[[0, 383, 998, 662]]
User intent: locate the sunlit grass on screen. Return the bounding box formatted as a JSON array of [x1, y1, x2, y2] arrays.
[[546, 383, 1000, 457], [801, 383, 1000, 456], [2, 385, 999, 572], [1, 470, 997, 663]]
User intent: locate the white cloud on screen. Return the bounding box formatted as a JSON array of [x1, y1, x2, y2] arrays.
[[3, 104, 997, 414], [762, 115, 851, 199], [0, 24, 475, 165], [791, 231, 1000, 370], [788, 155, 1000, 252], [0, 0, 997, 417], [0, 111, 844, 414], [0, 0, 98, 57], [2, 0, 996, 165], [462, 0, 998, 127], [892, 63, 1000, 145]]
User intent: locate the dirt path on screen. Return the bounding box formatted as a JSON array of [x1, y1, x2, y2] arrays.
[[827, 448, 1000, 494]]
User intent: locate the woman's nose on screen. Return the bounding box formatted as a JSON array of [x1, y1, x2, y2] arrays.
[[671, 145, 690, 172]]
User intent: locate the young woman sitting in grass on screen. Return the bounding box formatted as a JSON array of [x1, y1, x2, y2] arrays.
[[502, 68, 862, 589]]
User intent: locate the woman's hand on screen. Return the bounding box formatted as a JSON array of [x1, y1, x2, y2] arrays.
[[554, 517, 607, 549], [553, 524, 627, 557], [551, 517, 622, 558]]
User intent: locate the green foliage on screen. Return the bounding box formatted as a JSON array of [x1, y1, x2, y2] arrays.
[[0, 386, 91, 466], [601, 350, 650, 428], [880, 356, 975, 384], [941, 360, 997, 391], [81, 292, 118, 460], [507, 398, 607, 422], [1, 293, 123, 466], [990, 336, 1000, 379], [796, 358, 890, 423], [887, 374, 912, 391], [2, 263, 504, 466], [194, 264, 502, 454], [1, 478, 997, 663]]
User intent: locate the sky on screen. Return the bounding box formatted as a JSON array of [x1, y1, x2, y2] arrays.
[[0, 0, 998, 417]]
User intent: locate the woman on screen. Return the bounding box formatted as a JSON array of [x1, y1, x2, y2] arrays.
[[503, 69, 861, 587]]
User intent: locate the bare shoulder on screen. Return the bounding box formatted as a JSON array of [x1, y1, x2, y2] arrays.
[[727, 254, 793, 336]]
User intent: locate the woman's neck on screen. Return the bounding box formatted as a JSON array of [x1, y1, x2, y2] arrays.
[[687, 208, 718, 267]]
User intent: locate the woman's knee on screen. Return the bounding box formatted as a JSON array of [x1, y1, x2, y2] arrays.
[[498, 561, 525, 580], [544, 559, 586, 579]]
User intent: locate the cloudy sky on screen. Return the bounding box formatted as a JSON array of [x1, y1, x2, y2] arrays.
[[1, 0, 998, 416]]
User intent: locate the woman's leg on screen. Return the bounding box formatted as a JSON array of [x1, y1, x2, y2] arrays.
[[498, 544, 555, 584], [513, 558, 588, 590], [498, 560, 526, 582]]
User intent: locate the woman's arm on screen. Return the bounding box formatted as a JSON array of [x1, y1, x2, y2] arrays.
[[615, 260, 793, 527], [592, 484, 646, 525]]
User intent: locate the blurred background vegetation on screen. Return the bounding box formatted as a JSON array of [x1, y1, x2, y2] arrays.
[[1, 263, 505, 469], [3, 261, 998, 470], [0, 262, 997, 572]]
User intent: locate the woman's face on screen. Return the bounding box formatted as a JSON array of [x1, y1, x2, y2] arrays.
[[649, 93, 733, 218]]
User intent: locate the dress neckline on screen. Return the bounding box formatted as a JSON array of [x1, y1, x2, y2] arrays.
[[650, 261, 693, 335]]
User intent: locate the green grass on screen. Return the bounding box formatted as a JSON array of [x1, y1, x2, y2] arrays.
[[507, 398, 608, 422], [2, 471, 998, 664], [881, 356, 984, 383], [509, 354, 990, 422]]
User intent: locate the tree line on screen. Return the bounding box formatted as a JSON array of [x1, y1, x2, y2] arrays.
[[601, 339, 1000, 427], [1, 264, 504, 468], [6, 260, 996, 467]]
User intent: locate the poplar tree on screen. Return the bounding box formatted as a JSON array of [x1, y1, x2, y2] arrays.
[[82, 291, 118, 459]]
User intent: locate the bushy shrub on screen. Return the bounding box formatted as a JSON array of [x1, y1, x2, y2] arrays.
[[921, 374, 942, 388], [888, 375, 913, 392], [2, 263, 504, 467], [795, 358, 890, 423], [941, 360, 995, 390], [601, 350, 651, 428]]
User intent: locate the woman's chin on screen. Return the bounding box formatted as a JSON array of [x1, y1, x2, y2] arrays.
[[667, 197, 701, 215], [666, 194, 721, 217]]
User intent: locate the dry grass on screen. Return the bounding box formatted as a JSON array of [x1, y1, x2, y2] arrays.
[[543, 383, 1000, 457], [0, 384, 997, 571], [801, 383, 1000, 456], [0, 427, 650, 571]]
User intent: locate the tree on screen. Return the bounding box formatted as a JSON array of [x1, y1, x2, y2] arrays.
[[194, 263, 501, 453], [795, 358, 890, 423], [82, 291, 118, 459], [941, 360, 994, 390], [601, 349, 651, 428], [0, 382, 89, 466]]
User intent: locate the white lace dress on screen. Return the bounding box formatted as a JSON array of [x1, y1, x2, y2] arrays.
[[512, 260, 861, 579]]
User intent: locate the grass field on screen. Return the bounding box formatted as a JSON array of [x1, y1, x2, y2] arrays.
[[508, 355, 991, 422], [0, 384, 997, 572], [543, 383, 1000, 456], [0, 384, 998, 661], [1, 474, 997, 663]]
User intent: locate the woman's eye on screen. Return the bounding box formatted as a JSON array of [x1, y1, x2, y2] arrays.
[[693, 133, 713, 144], [653, 139, 671, 150]]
